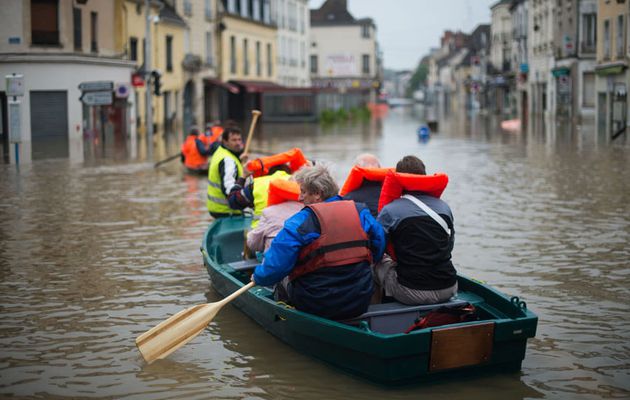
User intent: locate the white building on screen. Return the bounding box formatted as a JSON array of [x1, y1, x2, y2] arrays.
[[176, 0, 220, 129], [528, 0, 556, 118], [272, 0, 310, 87], [0, 0, 135, 164], [510, 0, 529, 121], [309, 0, 381, 102]]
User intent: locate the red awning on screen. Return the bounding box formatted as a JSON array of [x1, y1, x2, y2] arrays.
[[204, 78, 240, 94], [229, 80, 284, 93]]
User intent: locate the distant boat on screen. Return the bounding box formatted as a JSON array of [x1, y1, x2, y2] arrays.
[[202, 216, 538, 385], [501, 119, 521, 132]]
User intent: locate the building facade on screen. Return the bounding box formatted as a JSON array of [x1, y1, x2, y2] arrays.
[[215, 0, 278, 120], [0, 0, 136, 164], [175, 0, 221, 132], [272, 0, 310, 87], [489, 0, 514, 116], [594, 0, 629, 139], [528, 0, 556, 118], [309, 0, 381, 103], [510, 0, 529, 123], [118, 0, 187, 154]]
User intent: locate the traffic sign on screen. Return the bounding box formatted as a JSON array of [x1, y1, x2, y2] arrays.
[[79, 81, 113, 92], [80, 91, 113, 106]]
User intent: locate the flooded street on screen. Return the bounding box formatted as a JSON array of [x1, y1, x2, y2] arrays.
[[1, 108, 629, 399]]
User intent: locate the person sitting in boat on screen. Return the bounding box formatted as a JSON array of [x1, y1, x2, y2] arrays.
[[340, 153, 390, 217], [246, 178, 303, 253], [251, 164, 385, 320], [374, 155, 457, 305], [207, 126, 250, 218], [245, 148, 308, 229], [180, 126, 215, 172]]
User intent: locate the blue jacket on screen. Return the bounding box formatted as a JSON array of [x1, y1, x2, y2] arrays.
[[253, 195, 385, 319]]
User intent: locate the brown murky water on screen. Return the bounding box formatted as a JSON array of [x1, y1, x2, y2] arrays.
[[1, 107, 629, 399]]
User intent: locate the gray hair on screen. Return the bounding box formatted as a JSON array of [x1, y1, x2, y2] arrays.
[[354, 153, 381, 168], [293, 164, 339, 200]]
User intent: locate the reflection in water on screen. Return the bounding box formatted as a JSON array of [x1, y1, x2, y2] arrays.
[[0, 107, 629, 399]]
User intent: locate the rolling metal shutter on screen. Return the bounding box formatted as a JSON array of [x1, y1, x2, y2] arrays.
[[30, 90, 69, 160]]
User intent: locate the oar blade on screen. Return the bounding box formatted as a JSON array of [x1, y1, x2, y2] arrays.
[[136, 303, 221, 363]]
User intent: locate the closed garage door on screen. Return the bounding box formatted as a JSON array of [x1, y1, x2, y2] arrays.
[[30, 91, 68, 160]]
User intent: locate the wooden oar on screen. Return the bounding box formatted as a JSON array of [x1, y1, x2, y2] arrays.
[[136, 281, 255, 363], [154, 153, 180, 168], [242, 110, 262, 157]]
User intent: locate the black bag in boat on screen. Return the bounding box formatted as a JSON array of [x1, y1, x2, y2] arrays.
[[404, 303, 479, 333]]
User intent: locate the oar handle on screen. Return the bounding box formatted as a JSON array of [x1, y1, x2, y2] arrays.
[[243, 110, 261, 156], [218, 281, 255, 306]]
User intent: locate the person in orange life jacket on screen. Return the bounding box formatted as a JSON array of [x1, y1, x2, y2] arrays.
[[180, 126, 215, 171], [207, 127, 251, 218], [375, 155, 457, 305], [205, 120, 224, 146], [246, 176, 303, 253], [341, 153, 386, 217], [251, 164, 385, 320]]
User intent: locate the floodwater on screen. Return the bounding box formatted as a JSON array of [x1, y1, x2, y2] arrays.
[[0, 107, 629, 399]]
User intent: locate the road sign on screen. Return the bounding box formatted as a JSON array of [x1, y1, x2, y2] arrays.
[[131, 72, 145, 87], [81, 91, 113, 106], [115, 83, 130, 98], [79, 81, 113, 92], [6, 74, 24, 97]]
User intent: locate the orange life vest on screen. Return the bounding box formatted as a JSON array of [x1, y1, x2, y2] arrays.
[[181, 135, 208, 170], [289, 200, 372, 281], [339, 166, 393, 196], [267, 179, 301, 206], [209, 126, 223, 143], [377, 170, 449, 212], [246, 148, 308, 178]]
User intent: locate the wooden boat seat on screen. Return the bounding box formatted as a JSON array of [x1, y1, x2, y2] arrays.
[[226, 260, 487, 334], [226, 259, 259, 271], [344, 292, 485, 335]]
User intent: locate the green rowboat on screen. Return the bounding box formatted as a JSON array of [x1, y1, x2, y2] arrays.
[[202, 216, 538, 385]]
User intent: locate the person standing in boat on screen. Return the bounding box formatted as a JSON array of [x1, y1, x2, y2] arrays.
[[340, 153, 390, 217], [374, 155, 457, 305], [180, 126, 215, 173], [251, 164, 385, 320], [206, 126, 251, 218]]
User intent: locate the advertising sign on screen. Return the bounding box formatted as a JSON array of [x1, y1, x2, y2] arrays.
[[324, 53, 357, 77]]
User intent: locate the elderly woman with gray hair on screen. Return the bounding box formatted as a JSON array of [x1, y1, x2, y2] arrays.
[[252, 164, 385, 320]]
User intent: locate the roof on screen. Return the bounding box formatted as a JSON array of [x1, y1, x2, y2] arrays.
[[310, 0, 374, 27], [490, 0, 513, 10]]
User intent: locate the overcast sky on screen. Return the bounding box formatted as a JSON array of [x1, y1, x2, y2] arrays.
[[309, 0, 497, 71]]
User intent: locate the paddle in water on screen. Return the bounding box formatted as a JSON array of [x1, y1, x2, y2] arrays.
[[136, 281, 255, 363]]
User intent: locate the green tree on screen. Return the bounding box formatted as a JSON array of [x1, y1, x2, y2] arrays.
[[405, 62, 429, 98]]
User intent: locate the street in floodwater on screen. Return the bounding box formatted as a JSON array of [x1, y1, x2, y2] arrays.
[[0, 108, 629, 399]]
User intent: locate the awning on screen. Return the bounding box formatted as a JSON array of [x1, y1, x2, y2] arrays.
[[552, 67, 570, 77], [229, 80, 284, 93], [595, 62, 628, 77], [204, 78, 240, 94]]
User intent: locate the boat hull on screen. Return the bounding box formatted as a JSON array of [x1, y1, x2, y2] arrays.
[[202, 217, 537, 385]]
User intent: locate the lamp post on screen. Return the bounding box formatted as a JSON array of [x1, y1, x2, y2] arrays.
[[145, 0, 153, 160]]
